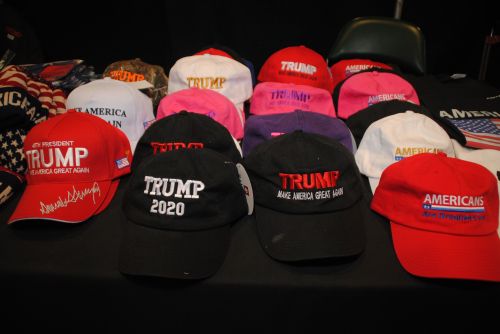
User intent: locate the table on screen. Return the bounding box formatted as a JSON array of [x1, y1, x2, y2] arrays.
[[1, 175, 498, 331]]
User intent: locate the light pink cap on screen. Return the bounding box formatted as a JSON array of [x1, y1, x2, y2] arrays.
[[250, 82, 336, 117], [157, 88, 244, 140]]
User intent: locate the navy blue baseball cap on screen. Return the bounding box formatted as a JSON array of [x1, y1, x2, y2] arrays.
[[0, 86, 48, 131], [0, 166, 25, 207]]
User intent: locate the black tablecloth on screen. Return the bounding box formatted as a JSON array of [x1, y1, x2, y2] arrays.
[[1, 175, 498, 331]]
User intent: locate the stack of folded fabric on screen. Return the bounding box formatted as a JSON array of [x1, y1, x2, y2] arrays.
[[0, 64, 66, 116], [0, 65, 55, 206], [20, 59, 100, 94]]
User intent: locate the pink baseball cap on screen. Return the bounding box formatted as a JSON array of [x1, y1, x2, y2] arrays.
[[157, 88, 244, 140], [334, 70, 420, 120], [250, 82, 336, 117]]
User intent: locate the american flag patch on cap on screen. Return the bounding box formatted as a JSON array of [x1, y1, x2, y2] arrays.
[[115, 157, 130, 169]]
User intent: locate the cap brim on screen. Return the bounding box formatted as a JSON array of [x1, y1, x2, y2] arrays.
[[7, 180, 113, 224], [119, 219, 230, 279], [124, 80, 154, 90], [255, 201, 366, 262], [0, 169, 25, 207], [368, 177, 379, 194], [235, 102, 246, 128], [129, 139, 138, 152], [94, 179, 120, 215], [390, 222, 500, 282]]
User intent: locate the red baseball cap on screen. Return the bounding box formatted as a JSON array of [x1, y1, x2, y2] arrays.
[[258, 45, 334, 93], [371, 153, 500, 282], [8, 110, 132, 224], [330, 58, 393, 89]]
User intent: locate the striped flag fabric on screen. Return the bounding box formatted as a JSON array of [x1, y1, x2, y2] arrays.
[[0, 65, 66, 117], [449, 118, 500, 150]]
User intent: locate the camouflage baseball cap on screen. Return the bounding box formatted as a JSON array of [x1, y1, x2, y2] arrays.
[[103, 58, 168, 110]]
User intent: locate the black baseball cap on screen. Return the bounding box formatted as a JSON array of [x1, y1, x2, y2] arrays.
[[131, 111, 242, 170], [345, 100, 431, 146], [345, 99, 461, 147], [0, 86, 47, 131], [120, 148, 249, 279], [244, 131, 367, 262]]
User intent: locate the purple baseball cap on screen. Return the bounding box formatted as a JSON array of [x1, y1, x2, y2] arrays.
[[242, 110, 355, 157]]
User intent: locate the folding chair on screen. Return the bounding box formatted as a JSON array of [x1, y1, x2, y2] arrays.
[[327, 16, 426, 75]]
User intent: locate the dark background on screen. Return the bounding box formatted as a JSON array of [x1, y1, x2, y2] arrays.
[[2, 0, 500, 87], [1, 2, 500, 330]]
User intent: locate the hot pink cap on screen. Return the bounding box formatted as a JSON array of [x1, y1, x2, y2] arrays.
[[336, 70, 420, 120], [250, 82, 336, 117], [157, 88, 244, 140]]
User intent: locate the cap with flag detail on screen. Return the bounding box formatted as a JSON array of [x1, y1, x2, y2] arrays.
[[66, 77, 155, 151], [371, 153, 500, 282], [8, 110, 132, 224]]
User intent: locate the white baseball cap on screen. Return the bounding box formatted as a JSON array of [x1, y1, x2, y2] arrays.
[[451, 139, 500, 235], [167, 54, 253, 125], [451, 139, 500, 178], [66, 77, 155, 151], [355, 111, 456, 193]]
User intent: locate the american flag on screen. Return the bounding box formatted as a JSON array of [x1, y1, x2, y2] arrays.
[[115, 157, 130, 169], [0, 65, 66, 117], [0, 128, 27, 174], [450, 118, 500, 150]]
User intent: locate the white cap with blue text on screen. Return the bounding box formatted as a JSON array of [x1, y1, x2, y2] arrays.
[[66, 77, 154, 151], [355, 111, 456, 193]]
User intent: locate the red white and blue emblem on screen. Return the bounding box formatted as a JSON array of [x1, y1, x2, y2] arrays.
[[422, 193, 485, 213]]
